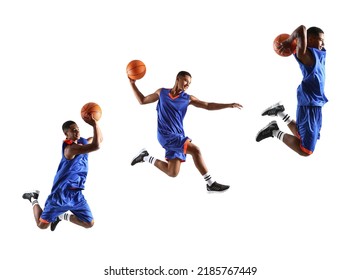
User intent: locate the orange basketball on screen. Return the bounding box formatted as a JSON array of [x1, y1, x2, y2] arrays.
[[273, 33, 297, 57], [81, 102, 102, 121], [126, 60, 146, 80]]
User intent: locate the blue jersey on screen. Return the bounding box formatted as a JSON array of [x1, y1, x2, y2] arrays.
[[294, 47, 328, 106], [156, 88, 191, 161], [40, 137, 93, 223], [51, 137, 89, 193]]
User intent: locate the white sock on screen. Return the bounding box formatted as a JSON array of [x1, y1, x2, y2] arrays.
[[59, 212, 71, 221], [31, 199, 39, 207], [272, 130, 285, 142], [203, 173, 215, 186], [144, 155, 156, 165], [278, 111, 292, 125]]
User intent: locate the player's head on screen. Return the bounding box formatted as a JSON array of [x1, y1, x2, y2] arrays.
[[176, 71, 192, 91], [62, 120, 80, 140], [62, 120, 76, 133], [177, 71, 192, 79], [307, 27, 325, 50]]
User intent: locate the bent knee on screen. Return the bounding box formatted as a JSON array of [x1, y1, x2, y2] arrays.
[[84, 220, 95, 228], [37, 222, 50, 230], [187, 144, 202, 157], [299, 146, 313, 157], [167, 170, 179, 178]]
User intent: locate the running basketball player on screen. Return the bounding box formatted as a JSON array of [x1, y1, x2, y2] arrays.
[[129, 71, 242, 191]]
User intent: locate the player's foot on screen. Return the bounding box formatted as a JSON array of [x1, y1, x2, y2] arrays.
[[256, 121, 279, 142], [51, 217, 61, 232], [261, 102, 285, 116], [207, 182, 230, 192], [22, 190, 40, 202], [131, 148, 149, 166]]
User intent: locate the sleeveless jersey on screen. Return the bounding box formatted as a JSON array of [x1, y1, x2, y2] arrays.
[[294, 47, 328, 106], [156, 88, 190, 148], [51, 137, 89, 193]]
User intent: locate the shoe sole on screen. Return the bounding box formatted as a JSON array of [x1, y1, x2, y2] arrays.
[[207, 188, 230, 194], [261, 101, 282, 116], [207, 186, 230, 192], [22, 190, 40, 198]]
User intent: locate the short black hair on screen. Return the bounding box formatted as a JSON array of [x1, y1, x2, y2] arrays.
[[307, 27, 324, 37], [62, 120, 76, 133], [177, 71, 192, 79]]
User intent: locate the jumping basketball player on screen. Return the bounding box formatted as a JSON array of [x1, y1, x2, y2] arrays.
[[129, 71, 242, 191]]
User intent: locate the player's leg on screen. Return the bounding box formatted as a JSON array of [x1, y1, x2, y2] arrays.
[[290, 106, 321, 156], [186, 141, 229, 191], [131, 148, 182, 177], [22, 190, 51, 229], [68, 215, 94, 228], [283, 134, 310, 156], [154, 158, 181, 177]]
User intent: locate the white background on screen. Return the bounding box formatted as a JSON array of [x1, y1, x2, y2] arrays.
[[1, 1, 359, 279]]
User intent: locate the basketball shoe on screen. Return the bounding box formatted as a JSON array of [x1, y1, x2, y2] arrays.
[[131, 149, 149, 166], [22, 190, 40, 202], [207, 182, 230, 192], [261, 102, 285, 116], [256, 121, 279, 142]]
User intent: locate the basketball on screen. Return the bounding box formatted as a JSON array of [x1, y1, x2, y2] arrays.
[[81, 102, 102, 121], [273, 33, 297, 57], [126, 60, 146, 80]]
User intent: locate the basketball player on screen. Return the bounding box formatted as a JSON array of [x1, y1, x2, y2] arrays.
[[22, 116, 103, 231], [129, 71, 242, 191], [256, 25, 327, 156]]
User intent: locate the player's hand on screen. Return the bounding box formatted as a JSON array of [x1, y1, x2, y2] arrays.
[[231, 103, 243, 109], [83, 114, 98, 126], [128, 77, 136, 84], [279, 40, 292, 52]]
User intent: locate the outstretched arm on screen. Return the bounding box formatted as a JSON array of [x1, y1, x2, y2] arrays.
[[189, 95, 243, 110], [129, 78, 159, 105]]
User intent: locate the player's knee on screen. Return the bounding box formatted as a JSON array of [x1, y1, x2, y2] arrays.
[[168, 170, 179, 178], [188, 144, 202, 157], [84, 220, 95, 228], [37, 222, 49, 230], [299, 146, 312, 157]]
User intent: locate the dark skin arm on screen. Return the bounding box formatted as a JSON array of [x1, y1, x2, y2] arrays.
[[189, 95, 242, 110], [280, 25, 315, 67], [64, 116, 103, 160], [129, 78, 159, 105], [129, 77, 243, 110]]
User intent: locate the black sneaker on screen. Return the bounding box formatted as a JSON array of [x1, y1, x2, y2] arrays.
[[261, 102, 285, 116], [22, 190, 40, 202], [256, 121, 279, 142], [51, 217, 61, 232], [131, 149, 149, 166], [207, 182, 230, 192]]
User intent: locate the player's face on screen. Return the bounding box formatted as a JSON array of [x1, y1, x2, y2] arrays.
[[178, 75, 191, 91], [309, 33, 325, 50], [65, 124, 81, 141]]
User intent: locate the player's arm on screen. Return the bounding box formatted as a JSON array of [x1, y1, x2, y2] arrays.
[[189, 95, 242, 110], [129, 79, 160, 105], [64, 117, 102, 159], [285, 25, 313, 66]]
